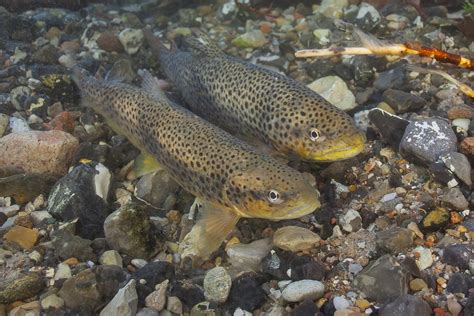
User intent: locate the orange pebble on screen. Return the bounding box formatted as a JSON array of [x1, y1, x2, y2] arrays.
[[63, 257, 79, 266], [433, 307, 446, 316], [450, 212, 463, 224], [260, 23, 272, 34]]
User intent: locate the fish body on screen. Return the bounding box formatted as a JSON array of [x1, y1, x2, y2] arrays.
[[72, 67, 320, 258], [146, 31, 365, 162]]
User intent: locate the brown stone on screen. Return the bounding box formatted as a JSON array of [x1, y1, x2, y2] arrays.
[[59, 40, 81, 54], [4, 226, 39, 250], [459, 137, 474, 159], [447, 105, 474, 119], [97, 32, 124, 53], [0, 130, 78, 177]]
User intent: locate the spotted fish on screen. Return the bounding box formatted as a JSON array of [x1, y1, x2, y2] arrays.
[[145, 30, 366, 162], [72, 66, 320, 259]]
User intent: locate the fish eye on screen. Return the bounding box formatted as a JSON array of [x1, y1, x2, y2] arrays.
[[309, 128, 321, 141], [267, 190, 281, 203]]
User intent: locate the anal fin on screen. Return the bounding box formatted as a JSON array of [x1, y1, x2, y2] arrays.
[[179, 200, 240, 260]]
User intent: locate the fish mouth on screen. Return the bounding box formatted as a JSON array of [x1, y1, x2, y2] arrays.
[[270, 190, 321, 220], [305, 132, 366, 162]]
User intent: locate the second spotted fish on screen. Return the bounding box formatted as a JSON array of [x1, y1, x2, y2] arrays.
[[146, 30, 365, 162], [72, 65, 320, 259]]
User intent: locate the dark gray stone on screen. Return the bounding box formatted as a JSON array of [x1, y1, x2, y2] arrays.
[[446, 272, 473, 295], [47, 163, 111, 240], [382, 89, 427, 114], [399, 118, 457, 165], [442, 243, 473, 270], [442, 152, 472, 186], [376, 228, 414, 254], [353, 255, 408, 303], [368, 108, 409, 148], [442, 187, 469, 211], [380, 295, 431, 316]]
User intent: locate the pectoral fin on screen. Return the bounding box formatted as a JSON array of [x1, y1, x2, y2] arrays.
[[179, 200, 240, 260], [131, 152, 163, 178]]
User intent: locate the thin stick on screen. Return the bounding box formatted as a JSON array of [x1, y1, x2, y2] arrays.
[[295, 29, 474, 70]]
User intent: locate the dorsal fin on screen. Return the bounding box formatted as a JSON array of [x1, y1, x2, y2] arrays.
[[176, 29, 224, 57]]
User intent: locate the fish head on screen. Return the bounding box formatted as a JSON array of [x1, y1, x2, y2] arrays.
[[270, 97, 366, 162], [223, 160, 321, 220]]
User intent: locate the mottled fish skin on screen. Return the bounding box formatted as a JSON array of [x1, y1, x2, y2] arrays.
[[146, 31, 366, 162], [72, 69, 320, 221]]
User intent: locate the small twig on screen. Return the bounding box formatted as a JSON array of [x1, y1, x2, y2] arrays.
[[295, 29, 474, 71]]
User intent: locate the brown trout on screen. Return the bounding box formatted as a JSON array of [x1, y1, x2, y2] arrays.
[[145, 30, 366, 162], [72, 66, 320, 259]]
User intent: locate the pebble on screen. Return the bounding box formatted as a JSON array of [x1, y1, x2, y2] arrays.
[[9, 117, 31, 133], [3, 225, 39, 249], [100, 279, 138, 316], [338, 229, 377, 266], [316, 0, 348, 18], [53, 233, 96, 262], [447, 294, 463, 316], [54, 262, 72, 280], [9, 85, 31, 110], [419, 207, 450, 233], [190, 301, 216, 315], [376, 227, 414, 254], [352, 2, 382, 31], [229, 273, 266, 311], [313, 29, 331, 45], [0, 272, 44, 304], [8, 301, 41, 316], [446, 272, 472, 295], [203, 267, 232, 303], [452, 118, 470, 131], [48, 163, 110, 240], [41, 294, 65, 310], [0, 130, 79, 176], [447, 105, 474, 119], [307, 76, 356, 111], [382, 89, 427, 114], [353, 255, 408, 303], [442, 187, 469, 211], [442, 243, 473, 270], [441, 152, 472, 186], [30, 210, 52, 226], [409, 278, 428, 291], [58, 269, 101, 311], [97, 31, 124, 53], [281, 280, 325, 302], [227, 238, 273, 271], [413, 246, 433, 270], [99, 250, 123, 267], [166, 296, 182, 314], [231, 30, 268, 48], [104, 203, 161, 259], [333, 296, 351, 310], [145, 280, 169, 312], [399, 118, 458, 165], [132, 258, 148, 269], [368, 109, 409, 148], [135, 170, 180, 209], [273, 226, 320, 252], [339, 209, 362, 233], [380, 294, 431, 316], [459, 137, 474, 158], [118, 28, 144, 55]]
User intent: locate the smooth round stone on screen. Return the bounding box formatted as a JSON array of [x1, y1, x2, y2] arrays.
[[281, 280, 325, 302], [273, 226, 320, 252], [41, 294, 65, 309], [333, 296, 351, 310], [99, 250, 123, 267], [203, 267, 232, 303]]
